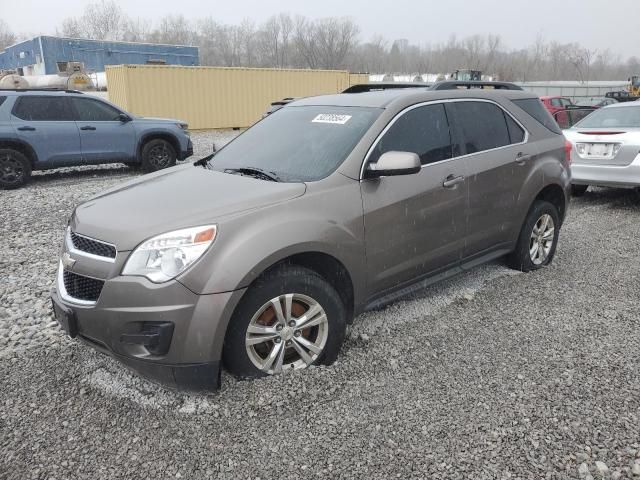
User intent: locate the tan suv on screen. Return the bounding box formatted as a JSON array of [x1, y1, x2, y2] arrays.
[[51, 89, 570, 391]]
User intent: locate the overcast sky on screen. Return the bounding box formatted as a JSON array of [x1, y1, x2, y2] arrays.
[[5, 0, 640, 58]]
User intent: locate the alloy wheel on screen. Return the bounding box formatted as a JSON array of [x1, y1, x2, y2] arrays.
[[529, 214, 555, 265], [0, 153, 24, 186], [245, 293, 329, 375], [148, 144, 171, 168]]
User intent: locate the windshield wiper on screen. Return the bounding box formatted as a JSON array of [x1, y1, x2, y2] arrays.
[[224, 167, 281, 182], [194, 153, 215, 169]]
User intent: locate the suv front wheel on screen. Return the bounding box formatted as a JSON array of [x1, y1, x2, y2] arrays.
[[223, 266, 347, 379], [0, 149, 31, 190], [508, 200, 560, 272], [140, 139, 177, 172]]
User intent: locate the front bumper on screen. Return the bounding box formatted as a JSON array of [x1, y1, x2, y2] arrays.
[[51, 263, 246, 392], [180, 138, 194, 160], [571, 153, 640, 187]]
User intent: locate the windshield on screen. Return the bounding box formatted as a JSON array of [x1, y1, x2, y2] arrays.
[[209, 105, 381, 182], [574, 105, 640, 128]]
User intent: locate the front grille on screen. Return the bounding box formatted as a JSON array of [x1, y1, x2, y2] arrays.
[[70, 231, 116, 259], [63, 270, 104, 302]]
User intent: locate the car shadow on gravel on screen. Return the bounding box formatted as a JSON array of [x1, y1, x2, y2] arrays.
[[572, 186, 640, 209], [29, 164, 137, 185]]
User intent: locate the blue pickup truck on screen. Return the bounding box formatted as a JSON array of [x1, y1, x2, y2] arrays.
[[0, 89, 193, 189]]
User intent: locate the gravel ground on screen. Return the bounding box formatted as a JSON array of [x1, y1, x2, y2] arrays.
[[1, 139, 640, 479]]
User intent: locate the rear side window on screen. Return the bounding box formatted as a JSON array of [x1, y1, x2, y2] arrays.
[[446, 101, 511, 155], [512, 98, 562, 134], [370, 103, 453, 165], [12, 96, 74, 121], [505, 113, 525, 143], [71, 97, 122, 121], [0, 96, 6, 107]]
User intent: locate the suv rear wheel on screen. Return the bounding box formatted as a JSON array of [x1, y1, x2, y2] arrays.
[[140, 139, 177, 172], [0, 149, 31, 190], [223, 266, 347, 379], [508, 200, 560, 272]]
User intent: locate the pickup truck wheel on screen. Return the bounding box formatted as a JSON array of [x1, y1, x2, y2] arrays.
[[0, 149, 31, 190], [223, 266, 347, 379], [571, 184, 588, 197], [140, 139, 176, 172], [508, 200, 560, 272]]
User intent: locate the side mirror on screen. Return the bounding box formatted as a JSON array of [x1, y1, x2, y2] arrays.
[[118, 113, 131, 123], [365, 151, 421, 178]]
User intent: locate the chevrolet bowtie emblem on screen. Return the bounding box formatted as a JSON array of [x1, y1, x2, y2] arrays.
[[62, 252, 76, 269]]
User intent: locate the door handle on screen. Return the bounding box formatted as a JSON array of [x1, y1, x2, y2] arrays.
[[515, 153, 532, 165], [17, 126, 35, 131], [80, 126, 97, 131], [443, 174, 465, 188]]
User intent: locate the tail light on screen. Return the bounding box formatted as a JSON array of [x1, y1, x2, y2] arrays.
[[564, 140, 572, 164]]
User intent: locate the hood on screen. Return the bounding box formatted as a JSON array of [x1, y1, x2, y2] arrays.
[[72, 165, 306, 250], [134, 116, 186, 124]]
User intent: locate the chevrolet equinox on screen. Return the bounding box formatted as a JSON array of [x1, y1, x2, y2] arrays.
[[51, 89, 571, 391]]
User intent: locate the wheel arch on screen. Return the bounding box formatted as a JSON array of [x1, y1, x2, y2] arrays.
[[0, 139, 38, 166], [137, 131, 180, 161], [238, 251, 356, 324], [533, 183, 568, 224]]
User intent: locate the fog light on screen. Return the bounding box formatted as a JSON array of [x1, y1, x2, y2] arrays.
[[120, 322, 174, 356]]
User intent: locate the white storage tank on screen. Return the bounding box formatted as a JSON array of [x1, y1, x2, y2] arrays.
[[0, 73, 30, 89], [23, 72, 95, 91]]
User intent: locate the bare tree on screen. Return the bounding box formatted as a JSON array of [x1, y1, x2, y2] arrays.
[[150, 15, 195, 45], [84, 0, 126, 40], [260, 14, 294, 68], [51, 9, 634, 79], [314, 18, 359, 69], [293, 16, 320, 69], [0, 19, 17, 50], [57, 0, 126, 40]]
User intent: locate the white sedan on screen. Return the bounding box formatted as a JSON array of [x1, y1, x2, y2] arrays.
[[564, 102, 640, 196]]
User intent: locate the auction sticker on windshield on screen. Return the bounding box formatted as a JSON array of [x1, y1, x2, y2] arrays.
[[312, 114, 352, 125]]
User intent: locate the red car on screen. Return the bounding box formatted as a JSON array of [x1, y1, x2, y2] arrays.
[[540, 96, 574, 114], [541, 96, 573, 127]]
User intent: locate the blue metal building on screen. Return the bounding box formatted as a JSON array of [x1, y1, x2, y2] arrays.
[[0, 36, 199, 75]]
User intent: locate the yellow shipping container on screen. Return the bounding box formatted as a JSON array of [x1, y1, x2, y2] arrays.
[[105, 65, 369, 130]]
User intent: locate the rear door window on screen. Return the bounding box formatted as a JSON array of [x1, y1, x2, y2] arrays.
[[12, 96, 74, 121], [446, 101, 511, 155], [0, 96, 7, 107], [71, 97, 122, 121], [369, 103, 453, 165], [504, 113, 525, 143], [511, 98, 563, 134]]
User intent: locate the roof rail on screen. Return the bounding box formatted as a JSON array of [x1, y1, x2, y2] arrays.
[[343, 82, 432, 93], [429, 81, 523, 91], [0, 88, 85, 94]]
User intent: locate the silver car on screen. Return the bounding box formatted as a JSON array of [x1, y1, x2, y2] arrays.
[[564, 102, 640, 196]]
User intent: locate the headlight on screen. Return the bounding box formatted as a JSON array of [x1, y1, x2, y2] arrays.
[[122, 225, 217, 283]]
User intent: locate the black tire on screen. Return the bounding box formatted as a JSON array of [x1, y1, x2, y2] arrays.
[[140, 139, 176, 173], [508, 200, 561, 272], [571, 184, 588, 197], [0, 149, 31, 190], [223, 266, 347, 379]]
